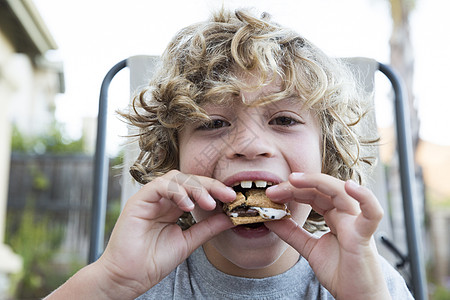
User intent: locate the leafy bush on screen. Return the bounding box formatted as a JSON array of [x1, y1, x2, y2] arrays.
[[7, 122, 87, 297], [6, 204, 65, 298], [6, 122, 124, 297], [431, 285, 450, 300]]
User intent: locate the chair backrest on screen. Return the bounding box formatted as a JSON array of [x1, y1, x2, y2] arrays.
[[342, 57, 395, 251], [91, 55, 427, 299], [120, 56, 160, 207]]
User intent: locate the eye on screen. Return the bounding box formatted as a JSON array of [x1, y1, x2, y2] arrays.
[[198, 118, 231, 130], [269, 115, 303, 127]]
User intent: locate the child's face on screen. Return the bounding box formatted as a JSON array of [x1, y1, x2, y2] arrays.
[[178, 75, 322, 275]]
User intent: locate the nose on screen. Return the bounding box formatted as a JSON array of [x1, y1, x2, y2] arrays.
[[224, 119, 274, 160]]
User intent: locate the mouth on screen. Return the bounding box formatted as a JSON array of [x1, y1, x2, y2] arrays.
[[231, 181, 272, 229], [232, 222, 270, 238], [242, 222, 264, 228], [231, 180, 274, 194], [223, 179, 290, 228]]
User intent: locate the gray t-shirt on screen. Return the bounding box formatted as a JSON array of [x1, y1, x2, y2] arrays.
[[137, 247, 413, 299]]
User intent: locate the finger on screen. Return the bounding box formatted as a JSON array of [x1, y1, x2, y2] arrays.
[[191, 175, 236, 204], [265, 218, 319, 261], [175, 173, 236, 210], [129, 177, 192, 213], [137, 171, 235, 212], [345, 180, 384, 237], [155, 174, 197, 211], [169, 173, 216, 210], [183, 213, 234, 253], [288, 173, 360, 215], [266, 182, 334, 215], [127, 196, 182, 221]]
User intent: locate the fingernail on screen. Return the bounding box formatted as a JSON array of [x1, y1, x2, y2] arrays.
[[347, 179, 360, 189], [185, 201, 195, 211], [265, 185, 281, 200], [207, 194, 216, 206], [225, 186, 236, 196], [226, 186, 235, 192], [290, 172, 304, 180], [266, 184, 279, 192]]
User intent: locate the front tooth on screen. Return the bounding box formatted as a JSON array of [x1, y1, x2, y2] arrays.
[[240, 181, 253, 188], [255, 180, 267, 188]]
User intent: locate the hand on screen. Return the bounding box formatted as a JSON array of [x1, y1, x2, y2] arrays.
[[95, 170, 236, 298], [265, 173, 391, 300]]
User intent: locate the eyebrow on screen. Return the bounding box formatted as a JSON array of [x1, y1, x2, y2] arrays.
[[261, 94, 304, 106], [280, 95, 303, 103], [241, 89, 300, 106]]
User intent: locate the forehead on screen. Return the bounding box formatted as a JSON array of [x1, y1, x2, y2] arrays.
[[238, 75, 283, 104], [202, 86, 305, 114], [214, 70, 298, 106]]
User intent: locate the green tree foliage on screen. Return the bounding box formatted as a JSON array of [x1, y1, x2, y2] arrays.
[[11, 121, 85, 154]]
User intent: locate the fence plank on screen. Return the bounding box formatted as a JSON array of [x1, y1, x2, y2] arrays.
[[7, 153, 122, 262]]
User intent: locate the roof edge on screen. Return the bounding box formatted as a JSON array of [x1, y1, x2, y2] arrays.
[[6, 0, 57, 54]]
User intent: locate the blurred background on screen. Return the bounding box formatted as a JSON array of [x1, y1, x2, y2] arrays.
[[0, 0, 449, 299]]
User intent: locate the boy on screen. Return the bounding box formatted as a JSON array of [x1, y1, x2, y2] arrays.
[[46, 9, 413, 299]]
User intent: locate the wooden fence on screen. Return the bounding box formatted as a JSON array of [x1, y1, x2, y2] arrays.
[[7, 153, 122, 262]]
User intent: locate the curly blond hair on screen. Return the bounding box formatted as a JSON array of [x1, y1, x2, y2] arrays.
[[122, 9, 378, 232]]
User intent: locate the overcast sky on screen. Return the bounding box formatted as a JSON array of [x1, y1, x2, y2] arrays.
[[34, 0, 450, 154]]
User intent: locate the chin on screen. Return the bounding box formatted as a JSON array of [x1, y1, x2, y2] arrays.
[[227, 249, 286, 270], [208, 231, 290, 270]]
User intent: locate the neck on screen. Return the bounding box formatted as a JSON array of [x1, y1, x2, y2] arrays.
[[202, 242, 300, 278]]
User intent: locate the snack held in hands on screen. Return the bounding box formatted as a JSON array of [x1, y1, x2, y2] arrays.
[[223, 181, 291, 225]]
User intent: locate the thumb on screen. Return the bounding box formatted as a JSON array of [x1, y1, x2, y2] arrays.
[[183, 213, 234, 254], [265, 218, 319, 261]]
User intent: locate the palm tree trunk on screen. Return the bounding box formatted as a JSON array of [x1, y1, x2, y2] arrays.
[[389, 0, 419, 147], [387, 2, 428, 299]]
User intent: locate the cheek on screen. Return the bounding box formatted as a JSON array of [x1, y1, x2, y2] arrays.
[[286, 143, 322, 173], [179, 139, 223, 176]]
